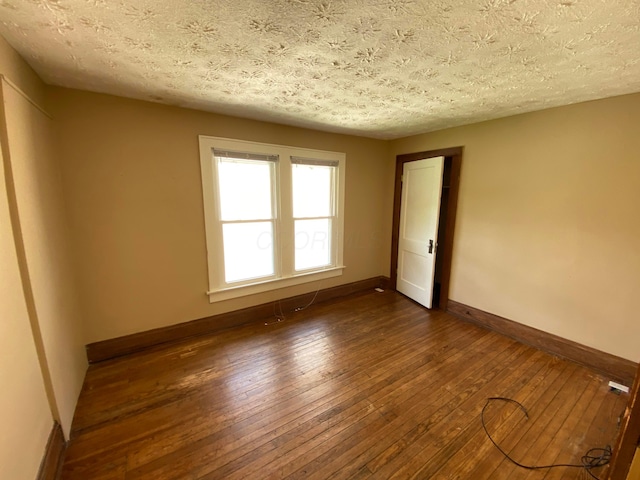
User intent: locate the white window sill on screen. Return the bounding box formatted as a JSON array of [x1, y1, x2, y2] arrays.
[[207, 266, 346, 303]]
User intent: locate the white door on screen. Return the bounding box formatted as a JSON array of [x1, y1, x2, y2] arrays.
[[397, 156, 444, 308]]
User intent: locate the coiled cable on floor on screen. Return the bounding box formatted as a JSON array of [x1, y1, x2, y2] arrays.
[[481, 397, 611, 480]]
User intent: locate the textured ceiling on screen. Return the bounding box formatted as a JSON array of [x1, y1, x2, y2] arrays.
[[1, 0, 639, 139]]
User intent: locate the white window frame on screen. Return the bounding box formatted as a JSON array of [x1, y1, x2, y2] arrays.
[[199, 136, 346, 303]]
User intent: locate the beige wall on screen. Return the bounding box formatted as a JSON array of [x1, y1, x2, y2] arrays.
[[0, 34, 54, 478], [0, 128, 52, 480], [1, 31, 87, 456], [0, 35, 45, 107], [3, 83, 87, 438], [390, 93, 640, 363], [48, 87, 393, 343]]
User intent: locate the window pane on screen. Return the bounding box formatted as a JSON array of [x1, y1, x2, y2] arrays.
[[292, 164, 333, 218], [295, 219, 331, 271], [223, 222, 274, 283], [217, 158, 273, 221]]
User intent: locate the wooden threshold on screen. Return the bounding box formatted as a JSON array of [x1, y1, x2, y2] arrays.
[[37, 422, 66, 480], [447, 299, 637, 386], [86, 276, 390, 363]]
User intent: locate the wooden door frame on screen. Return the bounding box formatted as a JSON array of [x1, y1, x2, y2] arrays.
[[607, 363, 640, 479], [390, 146, 463, 310]]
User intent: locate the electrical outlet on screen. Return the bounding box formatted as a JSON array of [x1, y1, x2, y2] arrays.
[[608, 381, 630, 394]]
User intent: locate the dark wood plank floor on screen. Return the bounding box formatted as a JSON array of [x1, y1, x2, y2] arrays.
[[62, 290, 628, 480]]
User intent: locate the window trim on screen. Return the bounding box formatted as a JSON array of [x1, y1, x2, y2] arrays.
[[199, 136, 346, 303]]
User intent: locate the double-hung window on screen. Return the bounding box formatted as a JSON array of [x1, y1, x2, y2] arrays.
[[292, 157, 338, 272], [199, 136, 345, 302], [216, 150, 277, 284]]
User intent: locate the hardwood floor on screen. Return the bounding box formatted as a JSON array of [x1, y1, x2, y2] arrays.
[[62, 290, 628, 480]]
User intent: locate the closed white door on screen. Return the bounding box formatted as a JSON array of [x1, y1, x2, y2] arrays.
[[396, 156, 444, 308]]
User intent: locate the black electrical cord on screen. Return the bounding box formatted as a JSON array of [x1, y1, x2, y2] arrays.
[[481, 397, 612, 480]]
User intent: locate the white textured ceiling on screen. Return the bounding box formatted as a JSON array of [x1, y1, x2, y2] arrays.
[[1, 0, 639, 139]]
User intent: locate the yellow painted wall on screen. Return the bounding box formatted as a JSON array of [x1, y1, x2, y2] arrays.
[[0, 34, 54, 479], [0, 123, 52, 480], [390, 93, 640, 362], [0, 31, 87, 455], [0, 36, 44, 107], [47, 87, 393, 343], [3, 84, 87, 438]]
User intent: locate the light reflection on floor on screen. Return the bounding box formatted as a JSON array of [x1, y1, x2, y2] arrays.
[[222, 318, 336, 408]]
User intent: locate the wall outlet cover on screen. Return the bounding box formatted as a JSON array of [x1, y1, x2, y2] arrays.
[[608, 381, 630, 394]]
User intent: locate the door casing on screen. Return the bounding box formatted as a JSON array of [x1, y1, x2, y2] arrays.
[[607, 362, 640, 479], [396, 157, 444, 308], [390, 147, 463, 310]]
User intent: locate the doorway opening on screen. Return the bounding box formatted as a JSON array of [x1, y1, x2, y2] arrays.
[[390, 147, 463, 311]]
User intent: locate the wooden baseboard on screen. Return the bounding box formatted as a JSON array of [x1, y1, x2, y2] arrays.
[[87, 276, 389, 363], [447, 300, 638, 386], [37, 423, 65, 480]]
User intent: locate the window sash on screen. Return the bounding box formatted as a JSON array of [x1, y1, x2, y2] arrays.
[[214, 149, 278, 163], [199, 136, 345, 302], [221, 220, 277, 284], [290, 156, 339, 167], [291, 159, 337, 271], [291, 161, 337, 220], [214, 155, 277, 223], [294, 217, 334, 271], [214, 156, 279, 287]]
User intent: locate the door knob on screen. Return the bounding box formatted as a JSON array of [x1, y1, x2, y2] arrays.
[[428, 239, 434, 254]]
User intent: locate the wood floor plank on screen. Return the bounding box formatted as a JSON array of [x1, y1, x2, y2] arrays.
[[525, 373, 603, 479], [379, 358, 574, 480], [476, 363, 579, 479], [306, 343, 539, 480], [557, 384, 628, 480], [432, 368, 602, 480], [542, 380, 613, 480], [279, 337, 526, 480], [59, 291, 628, 480], [129, 315, 492, 479], [453, 358, 574, 480], [482, 366, 592, 480], [67, 304, 456, 476], [124, 313, 464, 475], [69, 300, 424, 442]]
